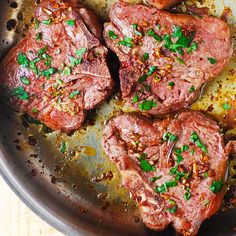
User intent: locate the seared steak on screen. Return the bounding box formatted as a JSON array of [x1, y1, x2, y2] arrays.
[[103, 1, 232, 115], [0, 0, 114, 131], [144, 0, 181, 9], [102, 111, 228, 236]]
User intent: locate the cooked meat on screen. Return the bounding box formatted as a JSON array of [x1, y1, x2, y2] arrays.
[[102, 111, 228, 236], [144, 0, 181, 9], [103, 1, 232, 115], [0, 0, 114, 131]]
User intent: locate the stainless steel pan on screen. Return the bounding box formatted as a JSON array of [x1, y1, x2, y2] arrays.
[[0, 0, 235, 235]]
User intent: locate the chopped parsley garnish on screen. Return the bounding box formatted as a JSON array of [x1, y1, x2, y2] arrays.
[[63, 66, 71, 76], [31, 107, 38, 113], [42, 67, 57, 79], [172, 25, 182, 38], [156, 180, 177, 194], [223, 103, 231, 110], [118, 37, 133, 48], [66, 19, 75, 27], [190, 132, 208, 153], [207, 57, 217, 64], [186, 42, 198, 53], [184, 191, 191, 200], [20, 76, 30, 85], [35, 19, 40, 29], [35, 32, 42, 40], [138, 74, 148, 83], [139, 153, 156, 172], [164, 26, 196, 55], [132, 94, 139, 103], [132, 24, 142, 36], [140, 159, 156, 172], [69, 56, 82, 67], [181, 145, 189, 152], [175, 57, 185, 64], [17, 52, 30, 67], [69, 90, 80, 99], [147, 66, 158, 76], [188, 85, 195, 93], [138, 99, 157, 111], [166, 199, 177, 213], [190, 149, 195, 155], [147, 28, 162, 42], [42, 18, 52, 25], [59, 141, 67, 153], [210, 180, 223, 194], [75, 48, 87, 57], [168, 81, 175, 88], [11, 86, 29, 100], [108, 30, 118, 39], [143, 53, 149, 61], [149, 176, 162, 182], [163, 132, 177, 142]]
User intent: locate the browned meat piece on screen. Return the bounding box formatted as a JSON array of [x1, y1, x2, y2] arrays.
[[102, 111, 228, 236], [103, 1, 232, 115], [0, 0, 114, 131], [144, 0, 181, 9]]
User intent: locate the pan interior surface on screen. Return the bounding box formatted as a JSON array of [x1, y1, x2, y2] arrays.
[[0, 0, 235, 236]]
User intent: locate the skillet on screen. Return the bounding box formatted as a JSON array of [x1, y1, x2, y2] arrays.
[[0, 0, 236, 235]]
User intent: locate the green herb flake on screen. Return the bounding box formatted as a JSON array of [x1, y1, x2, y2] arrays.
[[138, 99, 157, 111], [42, 18, 52, 25], [132, 24, 142, 36], [20, 76, 30, 85], [66, 19, 75, 27], [207, 57, 217, 64], [59, 141, 67, 153], [175, 57, 185, 64], [147, 66, 158, 76], [169, 166, 178, 175], [132, 94, 139, 103], [166, 206, 177, 214], [222, 103, 231, 110], [140, 159, 156, 172], [172, 25, 182, 38], [31, 107, 38, 113], [75, 48, 87, 57], [17, 52, 30, 67], [69, 90, 80, 99], [156, 180, 177, 194], [35, 19, 40, 29], [11, 86, 29, 100], [190, 131, 208, 153], [210, 180, 223, 194], [108, 30, 118, 39], [63, 66, 71, 76], [186, 42, 198, 53], [149, 176, 162, 182], [204, 172, 209, 178], [35, 32, 42, 40], [42, 67, 57, 79], [118, 37, 133, 48], [184, 191, 191, 201], [190, 149, 195, 155], [188, 85, 195, 93], [156, 24, 161, 30], [169, 133, 177, 142], [147, 28, 162, 42], [143, 53, 149, 62], [168, 81, 175, 88], [181, 145, 189, 152]]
